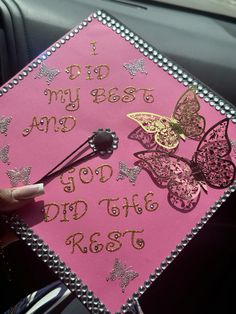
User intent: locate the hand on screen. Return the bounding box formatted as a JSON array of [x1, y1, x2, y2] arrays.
[[0, 184, 44, 247]]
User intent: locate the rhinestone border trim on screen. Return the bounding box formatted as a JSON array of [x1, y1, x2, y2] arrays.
[[1, 9, 236, 314]]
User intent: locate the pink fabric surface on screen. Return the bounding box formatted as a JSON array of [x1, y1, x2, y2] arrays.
[[0, 17, 235, 313]]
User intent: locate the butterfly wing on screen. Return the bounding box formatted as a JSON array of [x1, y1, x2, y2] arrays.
[[127, 112, 179, 149], [0, 144, 9, 163], [173, 88, 205, 140], [107, 258, 124, 281], [20, 166, 32, 185], [134, 150, 201, 212], [120, 269, 139, 293], [128, 126, 158, 149], [7, 169, 20, 187], [195, 118, 235, 188], [0, 116, 12, 135]]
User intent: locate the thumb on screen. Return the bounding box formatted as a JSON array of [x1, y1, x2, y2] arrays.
[[0, 184, 44, 214]]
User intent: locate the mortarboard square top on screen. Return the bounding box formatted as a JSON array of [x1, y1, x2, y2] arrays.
[[1, 10, 236, 314]]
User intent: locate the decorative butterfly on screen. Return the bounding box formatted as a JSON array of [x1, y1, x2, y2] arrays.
[[123, 58, 147, 78], [35, 63, 60, 85], [134, 119, 236, 212], [117, 161, 141, 185], [106, 258, 138, 293], [0, 144, 9, 164], [127, 88, 206, 149], [128, 126, 178, 154], [0, 116, 12, 136], [7, 166, 32, 187]]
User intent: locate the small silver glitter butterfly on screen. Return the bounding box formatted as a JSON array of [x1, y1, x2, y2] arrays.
[[117, 161, 141, 185], [123, 59, 147, 78], [0, 116, 12, 136], [7, 166, 32, 187], [0, 145, 9, 164], [106, 258, 138, 293], [35, 63, 60, 85]]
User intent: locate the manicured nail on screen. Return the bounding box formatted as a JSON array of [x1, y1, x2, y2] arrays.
[[12, 183, 44, 200]]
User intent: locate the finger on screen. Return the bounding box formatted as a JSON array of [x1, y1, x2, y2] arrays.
[[0, 183, 44, 213]]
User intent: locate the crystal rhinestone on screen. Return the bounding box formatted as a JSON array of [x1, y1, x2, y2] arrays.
[[186, 233, 193, 240], [171, 250, 178, 257], [161, 261, 167, 269], [173, 65, 178, 71]]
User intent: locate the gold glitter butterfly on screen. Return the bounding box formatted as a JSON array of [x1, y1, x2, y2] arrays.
[[127, 88, 205, 149]]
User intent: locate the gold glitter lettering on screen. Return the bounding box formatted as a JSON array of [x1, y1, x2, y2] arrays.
[[138, 88, 154, 103], [94, 64, 110, 80], [121, 86, 136, 102], [95, 164, 113, 183], [123, 229, 145, 250], [85, 65, 94, 80], [70, 200, 88, 220], [122, 193, 140, 217], [43, 203, 60, 222], [60, 168, 76, 193], [65, 232, 87, 254], [79, 167, 93, 184], [60, 202, 70, 222], [65, 64, 81, 80], [90, 88, 106, 103], [144, 192, 159, 211], [106, 231, 122, 252], [64, 88, 80, 111], [45, 88, 66, 104], [108, 87, 120, 103], [89, 232, 103, 253], [98, 197, 120, 216], [90, 41, 98, 55], [58, 116, 76, 132]]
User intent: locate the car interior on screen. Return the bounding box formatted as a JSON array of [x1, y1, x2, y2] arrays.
[[0, 0, 235, 313]]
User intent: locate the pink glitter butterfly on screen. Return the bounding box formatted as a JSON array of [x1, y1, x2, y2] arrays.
[[134, 119, 236, 212]]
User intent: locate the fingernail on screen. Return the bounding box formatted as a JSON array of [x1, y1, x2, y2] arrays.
[[12, 183, 44, 200]]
